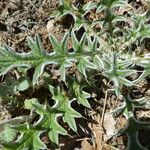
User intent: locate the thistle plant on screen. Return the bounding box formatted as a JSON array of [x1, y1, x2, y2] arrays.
[[0, 0, 150, 149]]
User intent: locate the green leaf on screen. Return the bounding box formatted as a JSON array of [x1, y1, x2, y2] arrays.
[[49, 33, 62, 54], [47, 114, 67, 144], [96, 4, 106, 13], [49, 86, 82, 132], [78, 91, 91, 108], [99, 52, 135, 95], [87, 37, 98, 52], [132, 98, 148, 107], [72, 31, 86, 53], [73, 82, 91, 108], [112, 16, 128, 24], [0, 125, 17, 143], [27, 34, 45, 57], [93, 55, 105, 70], [0, 78, 17, 96], [2, 124, 47, 150], [25, 98, 48, 116], [116, 69, 136, 78], [24, 98, 39, 110], [140, 26, 150, 42], [63, 114, 77, 132], [83, 2, 97, 12], [77, 57, 96, 78], [119, 76, 133, 87], [49, 32, 68, 55], [25, 98, 67, 145], [32, 61, 53, 85], [0, 32, 100, 86], [123, 117, 149, 150], [111, 1, 127, 9], [32, 131, 47, 150], [17, 77, 30, 91], [59, 59, 73, 81]]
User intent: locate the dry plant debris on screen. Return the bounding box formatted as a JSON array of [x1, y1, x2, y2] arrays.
[[0, 0, 150, 150]]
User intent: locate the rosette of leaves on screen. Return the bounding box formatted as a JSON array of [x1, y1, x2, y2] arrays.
[[124, 12, 150, 47], [94, 52, 136, 96]]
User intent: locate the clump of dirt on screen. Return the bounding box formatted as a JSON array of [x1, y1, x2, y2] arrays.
[[0, 0, 60, 52]]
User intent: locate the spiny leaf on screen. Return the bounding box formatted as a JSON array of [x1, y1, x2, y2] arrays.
[[119, 77, 133, 86], [111, 0, 127, 9], [2, 124, 47, 150], [87, 36, 98, 52], [47, 114, 67, 144], [73, 82, 91, 108], [27, 34, 45, 57], [97, 52, 135, 95], [72, 31, 86, 53], [77, 57, 97, 78], [0, 32, 100, 84], [25, 98, 67, 145], [32, 61, 53, 85], [49, 86, 82, 132], [49, 32, 69, 54], [24, 98, 40, 111], [93, 55, 105, 71], [83, 2, 97, 13], [59, 59, 73, 81], [96, 4, 106, 13], [49, 33, 62, 54], [122, 117, 150, 150], [78, 91, 91, 108], [100, 0, 126, 8]]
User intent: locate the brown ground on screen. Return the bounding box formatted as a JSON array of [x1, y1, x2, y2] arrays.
[[0, 0, 150, 150]]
